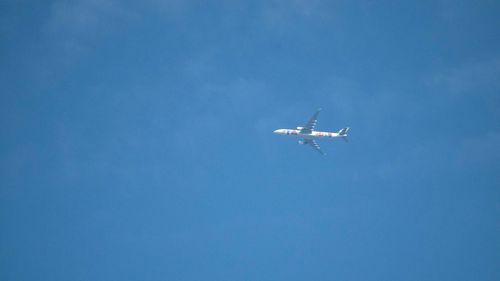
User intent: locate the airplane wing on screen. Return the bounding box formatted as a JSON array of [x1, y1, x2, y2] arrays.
[[302, 109, 321, 133], [304, 139, 325, 155]]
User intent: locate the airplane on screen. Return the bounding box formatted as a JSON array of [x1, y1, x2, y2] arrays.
[[273, 109, 349, 155]]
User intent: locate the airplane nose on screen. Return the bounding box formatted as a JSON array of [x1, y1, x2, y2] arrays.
[[274, 129, 285, 134]]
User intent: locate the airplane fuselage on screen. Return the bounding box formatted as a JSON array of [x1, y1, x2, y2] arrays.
[[273, 129, 342, 139]]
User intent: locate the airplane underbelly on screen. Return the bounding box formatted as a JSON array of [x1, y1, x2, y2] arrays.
[[299, 133, 318, 139], [305, 132, 336, 138], [297, 131, 336, 138]]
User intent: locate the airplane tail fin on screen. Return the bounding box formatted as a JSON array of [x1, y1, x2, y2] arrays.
[[338, 127, 349, 136], [338, 127, 349, 142]]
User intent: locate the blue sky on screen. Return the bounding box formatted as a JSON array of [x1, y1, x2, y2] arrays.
[[1, 1, 499, 280]]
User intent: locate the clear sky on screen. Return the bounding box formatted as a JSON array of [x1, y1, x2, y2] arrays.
[[1, 1, 499, 280]]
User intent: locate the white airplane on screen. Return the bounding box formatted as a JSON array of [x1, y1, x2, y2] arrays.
[[273, 109, 349, 155]]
